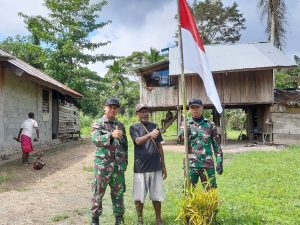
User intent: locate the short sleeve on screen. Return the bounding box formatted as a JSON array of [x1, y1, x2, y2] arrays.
[[130, 125, 139, 144], [33, 120, 38, 128]]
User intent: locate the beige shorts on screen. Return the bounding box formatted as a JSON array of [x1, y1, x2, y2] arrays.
[[133, 170, 165, 203]]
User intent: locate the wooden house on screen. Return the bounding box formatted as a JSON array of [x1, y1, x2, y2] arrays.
[[135, 43, 296, 144], [0, 49, 82, 156]]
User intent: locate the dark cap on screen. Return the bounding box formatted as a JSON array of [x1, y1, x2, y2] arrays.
[[135, 103, 149, 112], [188, 98, 203, 106], [105, 98, 120, 107]]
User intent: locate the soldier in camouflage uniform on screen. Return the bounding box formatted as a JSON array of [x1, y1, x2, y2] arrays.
[[179, 98, 223, 188], [90, 98, 128, 225]]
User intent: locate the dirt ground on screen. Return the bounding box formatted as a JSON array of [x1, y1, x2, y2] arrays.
[[0, 141, 94, 225], [0, 140, 284, 225]]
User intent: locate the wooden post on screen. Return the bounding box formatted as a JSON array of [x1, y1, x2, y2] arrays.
[[221, 107, 226, 145], [177, 107, 182, 136], [177, 0, 191, 189]]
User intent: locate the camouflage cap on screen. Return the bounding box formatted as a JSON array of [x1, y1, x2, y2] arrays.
[[135, 103, 149, 112], [188, 98, 203, 106], [105, 98, 120, 107]]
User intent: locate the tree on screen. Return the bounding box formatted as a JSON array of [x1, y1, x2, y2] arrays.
[[19, 0, 114, 82], [5, 0, 116, 115], [106, 60, 126, 89], [258, 0, 287, 49], [190, 0, 246, 44], [0, 35, 47, 70], [146, 47, 165, 63], [103, 47, 165, 115], [274, 55, 299, 89]]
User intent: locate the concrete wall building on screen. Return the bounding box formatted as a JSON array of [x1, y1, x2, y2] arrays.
[[0, 49, 82, 156]]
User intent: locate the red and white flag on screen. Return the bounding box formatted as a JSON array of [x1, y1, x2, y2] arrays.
[[179, 0, 223, 113]]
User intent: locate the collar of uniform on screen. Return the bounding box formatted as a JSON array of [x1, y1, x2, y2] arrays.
[[188, 117, 208, 124], [101, 115, 117, 123]]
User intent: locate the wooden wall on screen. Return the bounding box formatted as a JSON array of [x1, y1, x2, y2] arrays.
[[58, 103, 80, 136], [179, 70, 274, 106], [140, 69, 274, 108], [140, 86, 178, 107]]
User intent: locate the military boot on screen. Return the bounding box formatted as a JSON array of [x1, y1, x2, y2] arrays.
[[115, 215, 124, 225], [91, 217, 99, 225]]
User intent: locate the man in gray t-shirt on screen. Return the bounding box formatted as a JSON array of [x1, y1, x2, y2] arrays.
[[130, 104, 167, 225]]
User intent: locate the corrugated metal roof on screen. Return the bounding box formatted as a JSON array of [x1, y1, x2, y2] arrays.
[[169, 42, 297, 75], [134, 59, 168, 74], [0, 49, 82, 97]]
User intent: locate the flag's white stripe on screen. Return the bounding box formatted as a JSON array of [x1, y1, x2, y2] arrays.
[[182, 28, 223, 113]]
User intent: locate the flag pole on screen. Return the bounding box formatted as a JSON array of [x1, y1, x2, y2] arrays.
[[177, 0, 191, 189]]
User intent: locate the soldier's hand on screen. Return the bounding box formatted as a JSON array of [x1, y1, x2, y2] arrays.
[[216, 162, 223, 175], [149, 129, 159, 139], [112, 126, 123, 139]]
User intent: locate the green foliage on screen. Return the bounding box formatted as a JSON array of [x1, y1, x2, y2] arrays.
[[275, 57, 299, 89], [0, 0, 116, 116], [275, 72, 299, 89], [146, 47, 166, 63], [177, 186, 220, 225], [0, 35, 47, 70], [225, 109, 246, 131], [191, 0, 246, 44], [80, 112, 94, 137], [103, 47, 166, 116]]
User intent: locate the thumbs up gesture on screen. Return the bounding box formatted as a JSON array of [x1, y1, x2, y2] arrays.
[[112, 126, 123, 139]]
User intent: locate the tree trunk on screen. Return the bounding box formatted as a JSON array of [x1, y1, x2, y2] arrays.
[[270, 13, 276, 46]]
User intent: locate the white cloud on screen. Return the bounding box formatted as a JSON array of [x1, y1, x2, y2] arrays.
[[88, 1, 177, 75], [0, 0, 48, 37]]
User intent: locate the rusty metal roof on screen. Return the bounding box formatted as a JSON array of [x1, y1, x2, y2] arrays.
[[169, 42, 297, 75], [0, 49, 82, 98]]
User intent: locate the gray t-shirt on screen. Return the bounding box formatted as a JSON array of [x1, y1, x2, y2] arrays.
[[130, 122, 163, 173]]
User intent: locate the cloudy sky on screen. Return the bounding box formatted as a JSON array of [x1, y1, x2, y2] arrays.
[[0, 0, 299, 75]]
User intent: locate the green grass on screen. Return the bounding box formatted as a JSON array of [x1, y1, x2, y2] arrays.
[[51, 214, 69, 222], [0, 173, 12, 185], [217, 146, 300, 225], [91, 144, 300, 225], [80, 113, 299, 224], [226, 129, 246, 140], [83, 165, 93, 173]]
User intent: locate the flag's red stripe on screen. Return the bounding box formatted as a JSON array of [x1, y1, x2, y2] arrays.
[[179, 0, 205, 52]]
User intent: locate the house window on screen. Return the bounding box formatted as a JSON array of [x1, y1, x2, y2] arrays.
[[145, 70, 171, 87], [42, 90, 49, 113]]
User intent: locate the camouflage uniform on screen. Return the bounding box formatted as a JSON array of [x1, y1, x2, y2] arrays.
[[180, 117, 223, 188], [91, 115, 128, 217]]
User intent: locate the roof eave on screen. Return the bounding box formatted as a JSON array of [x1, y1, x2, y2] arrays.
[[169, 65, 297, 76], [134, 59, 169, 75]]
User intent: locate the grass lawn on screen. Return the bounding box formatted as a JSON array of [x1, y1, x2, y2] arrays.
[[80, 117, 299, 224], [92, 143, 300, 225]]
